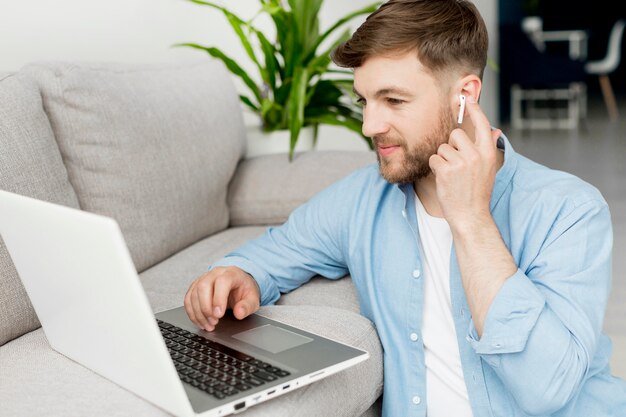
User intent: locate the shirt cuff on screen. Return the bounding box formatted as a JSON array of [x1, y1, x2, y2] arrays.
[[209, 256, 280, 306], [467, 269, 545, 355]]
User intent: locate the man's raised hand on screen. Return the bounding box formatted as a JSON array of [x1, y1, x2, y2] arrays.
[[428, 97, 502, 229]]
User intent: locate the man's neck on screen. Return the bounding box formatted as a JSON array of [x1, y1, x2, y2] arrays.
[[414, 175, 444, 217]]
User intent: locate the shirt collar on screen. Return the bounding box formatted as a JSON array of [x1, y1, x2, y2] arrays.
[[491, 132, 517, 211]]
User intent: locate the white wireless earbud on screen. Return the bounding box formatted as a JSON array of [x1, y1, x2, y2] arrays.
[[457, 94, 466, 125]]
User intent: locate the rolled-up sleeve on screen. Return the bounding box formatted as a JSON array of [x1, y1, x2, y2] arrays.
[[467, 200, 613, 415], [209, 175, 354, 306], [467, 269, 545, 355]]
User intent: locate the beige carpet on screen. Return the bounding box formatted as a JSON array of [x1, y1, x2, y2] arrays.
[[610, 334, 626, 379]]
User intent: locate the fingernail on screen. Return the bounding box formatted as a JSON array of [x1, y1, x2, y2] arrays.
[[205, 325, 214, 332], [214, 306, 222, 317]]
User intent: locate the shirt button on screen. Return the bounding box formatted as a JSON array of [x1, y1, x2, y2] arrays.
[[412, 395, 421, 405], [412, 269, 421, 278], [401, 210, 407, 218], [410, 333, 419, 342]]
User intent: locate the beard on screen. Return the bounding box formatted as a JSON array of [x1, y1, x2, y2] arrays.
[[374, 104, 457, 184]]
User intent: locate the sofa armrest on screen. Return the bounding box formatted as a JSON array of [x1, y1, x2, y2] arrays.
[[227, 151, 376, 226]]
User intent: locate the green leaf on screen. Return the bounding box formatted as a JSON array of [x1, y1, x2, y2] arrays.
[[305, 2, 381, 62], [261, 99, 283, 130], [240, 95, 260, 112], [262, 4, 289, 56], [289, 0, 323, 53], [224, 13, 263, 72], [255, 30, 280, 93], [183, 0, 270, 88], [274, 83, 292, 107], [282, 13, 301, 79], [306, 28, 351, 76], [174, 43, 262, 103], [307, 80, 343, 107], [183, 0, 275, 90], [287, 66, 309, 160]]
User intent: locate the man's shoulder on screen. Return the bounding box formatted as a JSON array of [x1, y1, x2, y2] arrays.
[[303, 162, 395, 214], [510, 153, 607, 213], [320, 162, 388, 194]]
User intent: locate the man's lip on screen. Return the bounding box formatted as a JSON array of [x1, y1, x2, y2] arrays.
[[377, 145, 401, 156]]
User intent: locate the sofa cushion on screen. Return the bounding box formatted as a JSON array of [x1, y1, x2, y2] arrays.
[[228, 151, 376, 226], [140, 226, 269, 313], [0, 306, 383, 417], [277, 275, 361, 314], [23, 61, 246, 272], [0, 73, 81, 346]]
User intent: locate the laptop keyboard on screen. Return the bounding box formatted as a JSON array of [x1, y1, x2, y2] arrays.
[[157, 319, 291, 400]]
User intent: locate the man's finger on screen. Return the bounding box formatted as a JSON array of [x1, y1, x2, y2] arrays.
[[437, 143, 461, 164], [184, 280, 198, 327], [233, 298, 258, 320], [429, 154, 444, 175], [212, 275, 235, 319], [194, 284, 213, 330], [465, 97, 494, 150], [448, 128, 473, 152]]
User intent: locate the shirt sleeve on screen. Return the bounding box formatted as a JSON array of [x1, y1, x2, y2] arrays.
[[466, 199, 613, 415], [210, 178, 352, 306]]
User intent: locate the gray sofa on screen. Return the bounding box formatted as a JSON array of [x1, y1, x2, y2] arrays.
[[0, 60, 382, 416]]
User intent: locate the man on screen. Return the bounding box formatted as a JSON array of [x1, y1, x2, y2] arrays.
[[184, 1, 626, 415]]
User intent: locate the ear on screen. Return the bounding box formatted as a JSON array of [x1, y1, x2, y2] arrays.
[[457, 74, 482, 104], [450, 74, 481, 124]]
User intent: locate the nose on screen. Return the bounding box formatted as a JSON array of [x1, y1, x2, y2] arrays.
[[361, 105, 390, 139]]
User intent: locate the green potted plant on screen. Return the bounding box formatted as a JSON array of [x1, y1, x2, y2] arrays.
[[176, 0, 379, 160]]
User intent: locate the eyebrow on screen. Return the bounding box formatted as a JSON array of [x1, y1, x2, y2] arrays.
[[352, 86, 414, 99]]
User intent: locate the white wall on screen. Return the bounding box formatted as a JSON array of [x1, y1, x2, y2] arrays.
[[1, 0, 498, 151]]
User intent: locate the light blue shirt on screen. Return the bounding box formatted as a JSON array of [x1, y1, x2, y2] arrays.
[[212, 135, 626, 416]]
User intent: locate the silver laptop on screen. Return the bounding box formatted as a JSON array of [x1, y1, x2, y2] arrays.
[[0, 190, 369, 417]]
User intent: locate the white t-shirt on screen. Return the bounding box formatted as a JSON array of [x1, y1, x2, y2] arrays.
[[415, 195, 473, 417]]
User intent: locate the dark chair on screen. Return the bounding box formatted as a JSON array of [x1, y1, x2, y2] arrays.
[[500, 24, 587, 129]]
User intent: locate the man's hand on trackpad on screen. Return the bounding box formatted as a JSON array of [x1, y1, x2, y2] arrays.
[[184, 266, 261, 332]]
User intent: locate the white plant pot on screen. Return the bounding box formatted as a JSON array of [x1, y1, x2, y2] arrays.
[[245, 125, 315, 158]]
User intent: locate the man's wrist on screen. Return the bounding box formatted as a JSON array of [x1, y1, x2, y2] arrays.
[[448, 210, 494, 240], [246, 272, 262, 305]]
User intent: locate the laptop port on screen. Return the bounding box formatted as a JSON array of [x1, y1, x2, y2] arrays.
[[234, 402, 246, 411], [283, 384, 290, 390], [267, 390, 276, 395]]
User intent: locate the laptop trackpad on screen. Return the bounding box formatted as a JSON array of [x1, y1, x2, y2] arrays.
[[232, 324, 313, 354]]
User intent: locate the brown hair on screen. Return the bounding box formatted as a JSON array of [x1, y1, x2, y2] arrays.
[[332, 0, 488, 79]]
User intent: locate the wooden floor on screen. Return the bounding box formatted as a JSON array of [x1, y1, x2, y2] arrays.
[[502, 93, 626, 378]]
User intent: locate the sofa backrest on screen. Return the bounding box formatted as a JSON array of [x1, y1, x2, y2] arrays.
[[23, 60, 246, 273], [0, 61, 246, 346], [0, 73, 81, 346]]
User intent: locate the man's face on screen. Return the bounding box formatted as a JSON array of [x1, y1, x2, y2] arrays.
[[353, 52, 457, 183]]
